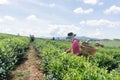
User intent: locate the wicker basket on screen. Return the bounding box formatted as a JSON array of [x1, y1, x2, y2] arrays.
[[80, 44, 96, 56]]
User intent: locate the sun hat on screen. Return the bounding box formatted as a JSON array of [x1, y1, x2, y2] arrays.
[[66, 32, 76, 39]]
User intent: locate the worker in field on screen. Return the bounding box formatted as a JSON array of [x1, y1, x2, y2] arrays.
[[95, 41, 104, 47], [66, 32, 81, 56], [30, 34, 35, 42]]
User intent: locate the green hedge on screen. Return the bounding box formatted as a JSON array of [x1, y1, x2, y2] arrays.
[[35, 39, 120, 80], [0, 37, 29, 80]]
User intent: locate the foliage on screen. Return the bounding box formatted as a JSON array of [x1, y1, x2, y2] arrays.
[[35, 39, 120, 80], [0, 35, 29, 80]]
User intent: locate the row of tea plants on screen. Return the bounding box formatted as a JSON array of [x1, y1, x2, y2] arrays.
[[0, 35, 29, 80], [35, 39, 120, 80]]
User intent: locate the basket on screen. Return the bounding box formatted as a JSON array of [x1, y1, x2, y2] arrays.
[[80, 44, 96, 56]]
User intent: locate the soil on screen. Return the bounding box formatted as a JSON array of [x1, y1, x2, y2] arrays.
[[9, 43, 45, 80]]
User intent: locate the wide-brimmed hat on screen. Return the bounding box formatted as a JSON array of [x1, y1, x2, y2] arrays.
[[66, 32, 76, 39]]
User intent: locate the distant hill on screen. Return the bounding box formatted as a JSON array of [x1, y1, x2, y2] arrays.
[[77, 36, 100, 40], [48, 36, 100, 41], [0, 33, 100, 40]]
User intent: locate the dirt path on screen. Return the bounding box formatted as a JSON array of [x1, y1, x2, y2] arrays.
[[9, 43, 45, 80]]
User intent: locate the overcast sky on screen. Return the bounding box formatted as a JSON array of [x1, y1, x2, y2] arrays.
[[0, 0, 120, 39]]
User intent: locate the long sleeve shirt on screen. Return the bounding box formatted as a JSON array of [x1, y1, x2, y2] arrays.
[[72, 38, 80, 55]]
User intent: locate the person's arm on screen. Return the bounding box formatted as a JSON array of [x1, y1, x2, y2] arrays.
[[66, 47, 72, 53]]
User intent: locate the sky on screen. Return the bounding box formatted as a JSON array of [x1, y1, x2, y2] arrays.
[[0, 0, 120, 39]]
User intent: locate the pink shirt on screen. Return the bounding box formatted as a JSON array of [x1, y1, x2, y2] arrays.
[[72, 38, 80, 55]]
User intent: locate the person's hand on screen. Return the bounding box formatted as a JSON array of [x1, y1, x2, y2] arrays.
[[66, 48, 72, 53]]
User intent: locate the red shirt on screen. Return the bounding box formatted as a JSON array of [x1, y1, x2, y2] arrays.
[[72, 38, 80, 55]]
